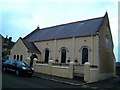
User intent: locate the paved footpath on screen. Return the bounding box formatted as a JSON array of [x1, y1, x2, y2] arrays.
[[33, 72, 120, 89], [33, 72, 85, 86], [87, 76, 120, 89]]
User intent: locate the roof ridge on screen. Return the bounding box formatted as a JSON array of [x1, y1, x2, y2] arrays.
[[40, 16, 104, 30]]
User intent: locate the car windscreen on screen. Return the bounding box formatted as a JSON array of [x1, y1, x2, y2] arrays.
[[16, 61, 27, 66], [4, 60, 14, 64]]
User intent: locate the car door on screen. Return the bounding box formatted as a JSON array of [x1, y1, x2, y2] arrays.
[[6, 60, 14, 71], [10, 60, 17, 72]]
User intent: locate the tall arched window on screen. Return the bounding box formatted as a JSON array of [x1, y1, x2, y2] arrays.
[[17, 55, 19, 60], [45, 49, 49, 63], [20, 55, 23, 61], [82, 48, 88, 64], [61, 48, 67, 63], [14, 55, 16, 60], [106, 35, 109, 50]]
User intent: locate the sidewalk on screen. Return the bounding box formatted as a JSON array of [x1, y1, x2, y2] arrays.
[[33, 72, 120, 89], [33, 72, 85, 86], [87, 76, 120, 89]]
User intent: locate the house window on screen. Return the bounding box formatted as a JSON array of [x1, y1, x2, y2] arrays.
[[20, 55, 23, 61], [45, 49, 49, 63], [17, 55, 19, 60], [14, 55, 16, 59], [61, 48, 67, 63], [82, 48, 88, 64], [106, 35, 109, 50]]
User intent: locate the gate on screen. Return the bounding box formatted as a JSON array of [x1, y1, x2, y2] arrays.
[[73, 64, 84, 77]]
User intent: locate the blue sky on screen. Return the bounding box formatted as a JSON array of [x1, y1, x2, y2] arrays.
[[0, 0, 119, 61]]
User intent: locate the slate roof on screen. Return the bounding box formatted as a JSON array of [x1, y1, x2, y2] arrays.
[[21, 38, 40, 53], [24, 16, 104, 42]]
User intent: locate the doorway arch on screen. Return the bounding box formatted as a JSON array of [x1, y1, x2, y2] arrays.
[[30, 54, 38, 67]]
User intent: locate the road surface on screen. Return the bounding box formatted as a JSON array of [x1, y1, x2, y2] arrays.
[[2, 72, 84, 89], [3, 71, 120, 90]]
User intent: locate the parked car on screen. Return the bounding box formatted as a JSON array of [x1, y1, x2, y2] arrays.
[[116, 62, 120, 76], [2, 58, 8, 64], [2, 59, 34, 76]]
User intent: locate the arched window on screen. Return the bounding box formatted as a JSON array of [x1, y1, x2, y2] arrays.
[[45, 49, 49, 63], [61, 48, 67, 63], [14, 55, 16, 59], [106, 35, 109, 50], [82, 48, 88, 64], [20, 55, 23, 61], [17, 55, 19, 60]]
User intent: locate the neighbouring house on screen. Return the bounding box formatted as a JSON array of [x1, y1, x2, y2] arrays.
[[116, 62, 120, 76], [10, 12, 115, 82], [1, 34, 15, 59]]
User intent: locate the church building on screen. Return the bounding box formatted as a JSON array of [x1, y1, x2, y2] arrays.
[[10, 12, 115, 82]]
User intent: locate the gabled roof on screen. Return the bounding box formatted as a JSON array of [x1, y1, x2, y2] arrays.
[[24, 14, 105, 42], [20, 38, 40, 53]]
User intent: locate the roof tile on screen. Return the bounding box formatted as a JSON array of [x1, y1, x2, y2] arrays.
[[24, 16, 104, 42]]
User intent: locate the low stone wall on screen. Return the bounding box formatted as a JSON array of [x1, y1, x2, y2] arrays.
[[34, 64, 51, 75], [33, 61, 115, 82], [34, 60, 74, 79], [84, 62, 115, 82], [90, 68, 99, 82], [51, 66, 71, 78]]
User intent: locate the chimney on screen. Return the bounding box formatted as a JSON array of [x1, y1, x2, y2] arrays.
[[6, 35, 8, 39], [36, 25, 40, 30], [9, 37, 12, 41]]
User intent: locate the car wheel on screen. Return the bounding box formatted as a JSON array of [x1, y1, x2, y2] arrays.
[[16, 70, 20, 75]]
